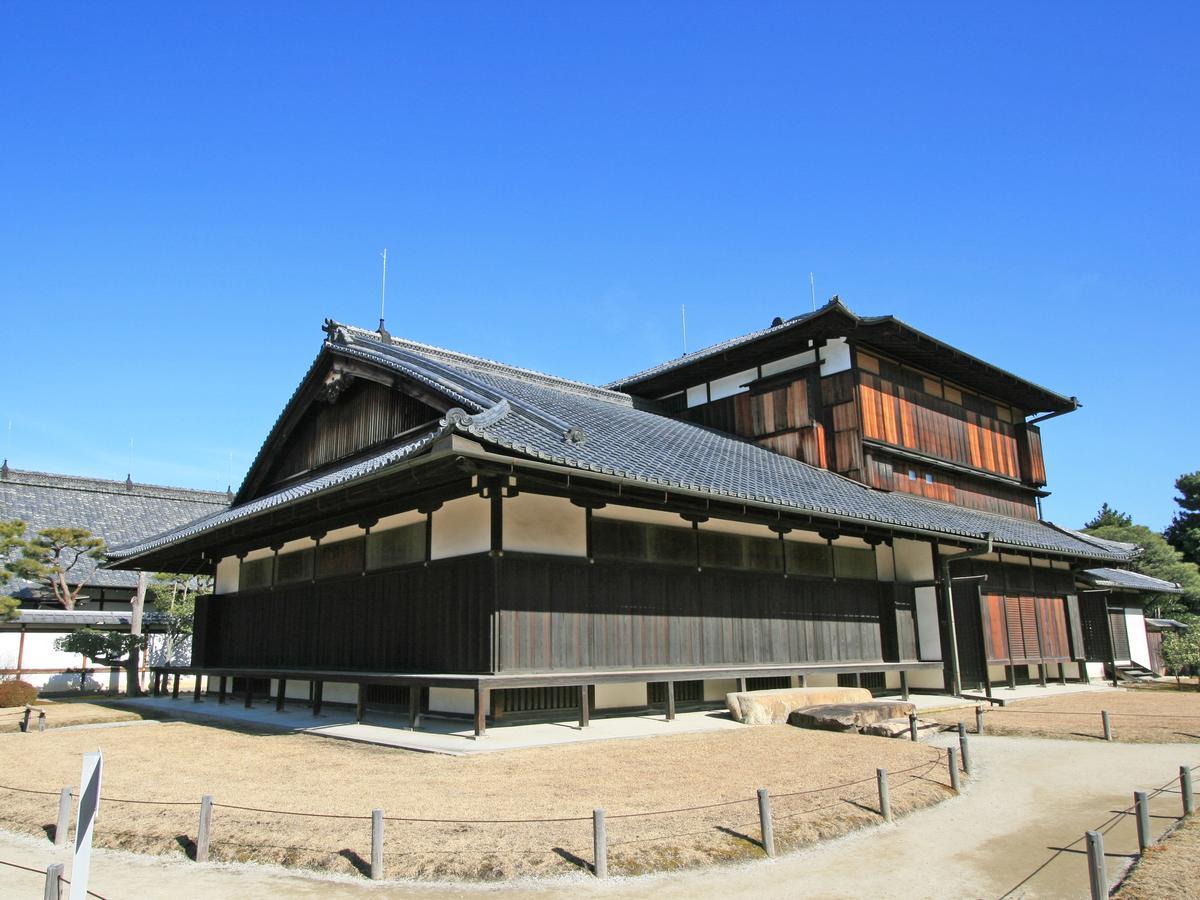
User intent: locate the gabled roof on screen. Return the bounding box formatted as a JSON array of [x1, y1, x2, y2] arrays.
[[111, 322, 1133, 565], [607, 299, 1079, 415], [1078, 567, 1184, 594], [1, 467, 229, 592]]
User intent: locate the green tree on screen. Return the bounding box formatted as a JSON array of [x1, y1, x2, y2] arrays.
[[1159, 629, 1200, 688], [148, 572, 211, 662], [54, 629, 143, 668], [0, 519, 26, 622], [1165, 470, 1200, 567], [1082, 521, 1200, 620], [6, 527, 105, 610], [1083, 503, 1133, 530]]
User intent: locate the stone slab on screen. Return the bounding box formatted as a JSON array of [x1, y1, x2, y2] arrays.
[[787, 701, 917, 733], [726, 686, 872, 725]]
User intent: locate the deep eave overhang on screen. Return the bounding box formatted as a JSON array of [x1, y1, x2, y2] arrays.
[[609, 300, 1079, 416]]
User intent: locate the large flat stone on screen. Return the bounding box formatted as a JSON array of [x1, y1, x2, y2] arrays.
[[787, 701, 918, 733], [726, 687, 872, 725]]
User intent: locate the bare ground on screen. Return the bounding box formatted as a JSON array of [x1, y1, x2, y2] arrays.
[[1116, 814, 1200, 899], [0, 720, 953, 881], [930, 685, 1200, 743], [0, 697, 147, 733]]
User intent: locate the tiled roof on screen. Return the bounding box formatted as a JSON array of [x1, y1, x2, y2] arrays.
[[112, 324, 1135, 564], [1, 468, 229, 593], [1079, 567, 1183, 594], [1, 609, 172, 630]]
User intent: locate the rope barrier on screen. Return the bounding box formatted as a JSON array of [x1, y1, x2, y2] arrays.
[[0, 858, 109, 900]]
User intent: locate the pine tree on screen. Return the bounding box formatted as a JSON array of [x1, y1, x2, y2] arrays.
[[1083, 503, 1133, 530], [1165, 471, 1200, 567]]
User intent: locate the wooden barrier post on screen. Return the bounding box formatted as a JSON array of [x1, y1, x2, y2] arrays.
[[20, 707, 31, 732], [665, 681, 676, 722], [38, 709, 46, 732], [371, 808, 384, 880], [975, 705, 985, 735], [908, 711, 918, 742], [877, 768, 891, 822], [1102, 710, 1113, 742], [54, 787, 72, 847], [44, 862, 63, 900], [757, 788, 775, 857], [1086, 830, 1106, 900], [196, 795, 213, 863], [948, 748, 961, 792], [1181, 766, 1194, 816], [1134, 791, 1150, 854], [957, 723, 971, 775], [592, 808, 607, 878], [578, 684, 590, 729]]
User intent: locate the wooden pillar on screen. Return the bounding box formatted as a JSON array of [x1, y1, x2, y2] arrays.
[[899, 670, 909, 701], [853, 672, 862, 688], [244, 678, 253, 708], [151, 671, 160, 697], [312, 681, 323, 717], [737, 676, 748, 693], [408, 686, 422, 730], [797, 673, 807, 688], [1038, 663, 1048, 688], [276, 679, 287, 711], [1058, 663, 1067, 686], [578, 684, 590, 728], [356, 685, 367, 723], [172, 673, 180, 699], [15, 626, 25, 681], [193, 675, 203, 703], [665, 681, 676, 721], [218, 676, 227, 704], [1006, 665, 1017, 690], [1078, 660, 1089, 683], [474, 687, 487, 738]]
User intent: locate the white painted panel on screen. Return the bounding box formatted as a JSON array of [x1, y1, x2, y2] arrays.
[[503, 494, 586, 557], [243, 546, 274, 562], [704, 678, 738, 701], [876, 546, 896, 582], [805, 673, 839, 688], [915, 586, 942, 660], [820, 337, 852, 374], [215, 557, 239, 594], [698, 518, 777, 539], [686, 385, 708, 408], [894, 538, 935, 582], [906, 669, 946, 691], [783, 529, 828, 546], [760, 349, 816, 378], [429, 687, 475, 715], [594, 682, 647, 709], [374, 510, 425, 533], [322, 682, 358, 705], [1085, 662, 1106, 682], [1126, 607, 1152, 669], [323, 525, 365, 545], [708, 368, 758, 402], [430, 495, 491, 560], [277, 537, 316, 555], [593, 505, 690, 528]]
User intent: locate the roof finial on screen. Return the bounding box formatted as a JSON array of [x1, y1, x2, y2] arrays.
[[377, 248, 391, 340], [125, 473, 133, 491], [1, 459, 8, 480], [225, 485, 233, 502]]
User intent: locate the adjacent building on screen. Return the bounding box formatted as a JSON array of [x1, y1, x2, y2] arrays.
[[109, 303, 1181, 728]]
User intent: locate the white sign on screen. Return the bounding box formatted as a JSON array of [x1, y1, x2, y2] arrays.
[[71, 751, 103, 900]]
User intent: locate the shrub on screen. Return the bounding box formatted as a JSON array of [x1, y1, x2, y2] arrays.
[[0, 679, 37, 707]]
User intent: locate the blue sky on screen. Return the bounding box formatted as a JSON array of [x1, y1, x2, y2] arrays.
[[1, 3, 1196, 530]]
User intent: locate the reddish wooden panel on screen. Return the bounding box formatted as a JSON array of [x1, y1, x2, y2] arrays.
[[1036, 596, 1070, 659], [982, 593, 1010, 661], [1016, 423, 1048, 486]]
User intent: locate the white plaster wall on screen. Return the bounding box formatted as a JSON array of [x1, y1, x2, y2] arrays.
[[285, 679, 314, 701], [594, 682, 647, 709], [323, 525, 365, 546], [321, 682, 358, 705], [760, 349, 816, 378], [503, 494, 586, 557], [277, 537, 316, 555], [704, 678, 738, 701], [783, 529, 828, 546], [686, 385, 708, 408], [906, 669, 946, 691], [593, 505, 690, 528], [243, 546, 274, 562], [374, 510, 425, 533], [915, 586, 942, 660], [431, 495, 491, 560], [820, 337, 852, 375], [876, 547, 896, 582], [804, 673, 840, 688], [1125, 607, 1152, 670], [1, 632, 130, 693], [1085, 662, 1106, 682], [893, 538, 935, 582], [709, 368, 758, 402], [215, 557, 239, 594], [429, 686, 475, 715]]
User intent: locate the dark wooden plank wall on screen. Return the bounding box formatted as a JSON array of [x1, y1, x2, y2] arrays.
[[265, 380, 441, 489], [863, 452, 1038, 520], [495, 555, 895, 673], [197, 557, 492, 672], [1016, 423, 1048, 487]]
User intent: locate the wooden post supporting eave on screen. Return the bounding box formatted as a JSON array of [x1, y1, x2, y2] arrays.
[[578, 684, 590, 729], [356, 685, 367, 723], [276, 679, 287, 712], [665, 680, 676, 721], [474, 686, 487, 738], [312, 681, 323, 717]]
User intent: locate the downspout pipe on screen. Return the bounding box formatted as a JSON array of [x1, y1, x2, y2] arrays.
[[941, 532, 994, 697]]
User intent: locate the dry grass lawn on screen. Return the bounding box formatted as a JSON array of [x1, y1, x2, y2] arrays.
[[1116, 814, 1200, 899], [0, 697, 147, 733], [931, 686, 1200, 743], [0, 720, 953, 880]]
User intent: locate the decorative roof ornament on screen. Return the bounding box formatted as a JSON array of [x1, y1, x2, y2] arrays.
[[441, 398, 512, 431], [125, 474, 134, 491], [322, 319, 355, 346], [564, 427, 587, 445], [1, 459, 8, 480]]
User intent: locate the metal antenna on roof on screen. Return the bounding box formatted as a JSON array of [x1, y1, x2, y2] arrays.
[[681, 304, 688, 355], [810, 272, 816, 312], [378, 248, 390, 339]]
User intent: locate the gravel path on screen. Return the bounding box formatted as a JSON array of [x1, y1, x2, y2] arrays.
[[2, 734, 1195, 898]]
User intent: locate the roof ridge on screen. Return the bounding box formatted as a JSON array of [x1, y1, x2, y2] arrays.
[[1, 467, 230, 502], [341, 324, 631, 406]]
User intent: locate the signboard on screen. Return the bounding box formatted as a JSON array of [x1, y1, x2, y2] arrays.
[[71, 751, 102, 900]]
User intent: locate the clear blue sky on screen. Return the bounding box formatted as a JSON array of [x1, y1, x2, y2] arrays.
[[2, 3, 1196, 530]]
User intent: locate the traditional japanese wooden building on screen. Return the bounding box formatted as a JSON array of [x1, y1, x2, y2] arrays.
[[110, 303, 1178, 730]]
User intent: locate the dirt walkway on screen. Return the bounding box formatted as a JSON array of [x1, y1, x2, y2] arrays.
[[1, 735, 1195, 899]]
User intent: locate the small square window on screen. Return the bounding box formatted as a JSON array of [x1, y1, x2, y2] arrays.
[[908, 469, 918, 481], [925, 473, 935, 484]]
